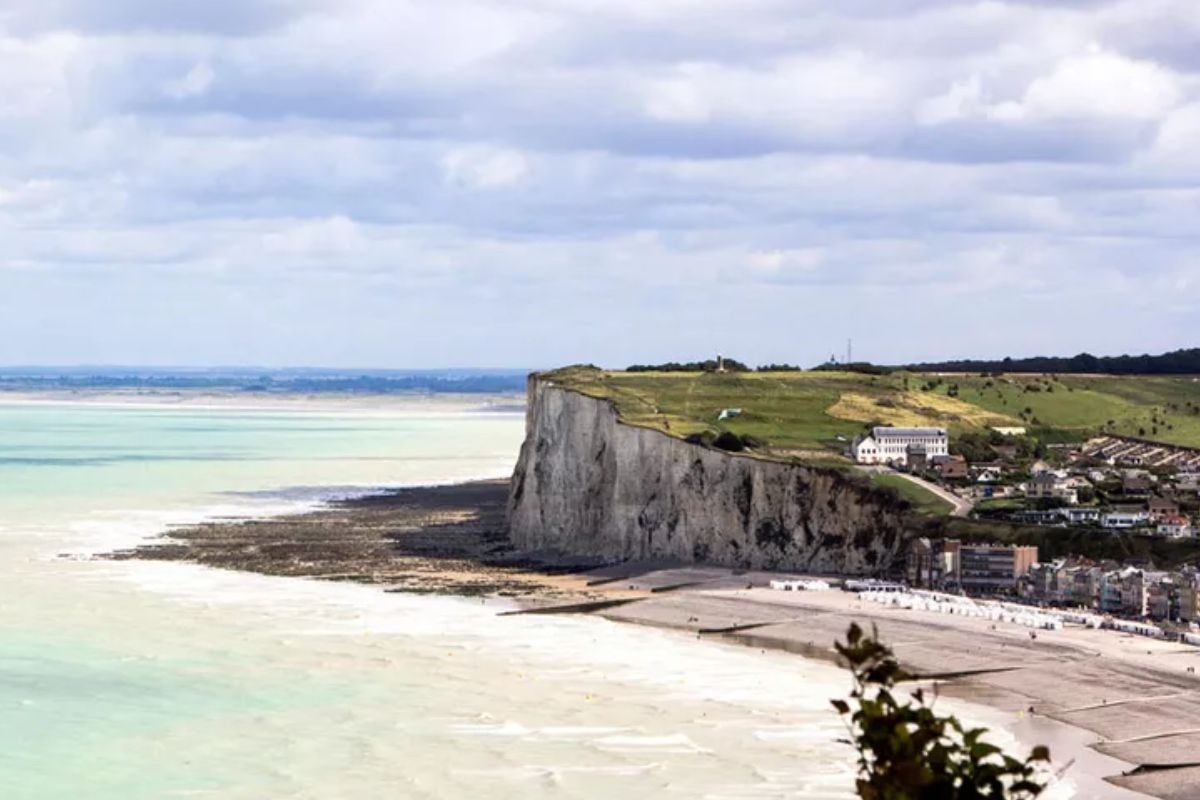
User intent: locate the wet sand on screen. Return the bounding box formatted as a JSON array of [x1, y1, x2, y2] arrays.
[[108, 478, 1200, 798]]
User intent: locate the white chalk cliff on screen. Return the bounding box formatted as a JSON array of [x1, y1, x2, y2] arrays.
[[507, 376, 908, 574]]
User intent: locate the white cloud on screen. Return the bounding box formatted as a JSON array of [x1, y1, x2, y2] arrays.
[[0, 33, 81, 132], [919, 47, 1184, 127], [441, 146, 530, 190], [640, 53, 910, 143], [1004, 47, 1183, 121], [1139, 102, 1200, 170], [739, 248, 824, 282], [163, 61, 214, 100], [917, 75, 987, 126]]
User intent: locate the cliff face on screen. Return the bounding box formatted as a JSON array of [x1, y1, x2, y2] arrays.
[[507, 377, 908, 575]]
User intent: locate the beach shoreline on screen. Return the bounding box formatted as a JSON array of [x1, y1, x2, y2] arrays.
[[104, 478, 1200, 798], [103, 480, 621, 602]]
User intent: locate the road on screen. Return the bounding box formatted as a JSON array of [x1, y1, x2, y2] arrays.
[[860, 466, 974, 517]]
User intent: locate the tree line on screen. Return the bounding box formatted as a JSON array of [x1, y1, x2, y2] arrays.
[[905, 348, 1200, 375]]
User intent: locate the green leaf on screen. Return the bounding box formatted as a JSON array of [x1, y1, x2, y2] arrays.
[[830, 623, 1049, 799]]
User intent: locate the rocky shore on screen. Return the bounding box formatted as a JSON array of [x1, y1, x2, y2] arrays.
[[106, 480, 611, 601]]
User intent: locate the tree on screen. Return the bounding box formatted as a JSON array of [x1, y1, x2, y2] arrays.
[[950, 432, 995, 463], [832, 623, 1050, 799]]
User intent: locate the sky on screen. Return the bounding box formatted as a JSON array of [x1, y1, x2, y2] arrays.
[[1, 0, 1198, 369]]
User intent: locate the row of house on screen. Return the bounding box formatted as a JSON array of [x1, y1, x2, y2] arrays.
[[1010, 492, 1193, 536], [1082, 436, 1200, 471], [1020, 561, 1200, 623], [905, 541, 1200, 622]]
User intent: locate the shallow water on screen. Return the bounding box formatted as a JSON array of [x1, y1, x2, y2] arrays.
[[0, 400, 865, 799]]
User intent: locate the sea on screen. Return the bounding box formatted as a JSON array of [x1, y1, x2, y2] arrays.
[[0, 397, 870, 800]]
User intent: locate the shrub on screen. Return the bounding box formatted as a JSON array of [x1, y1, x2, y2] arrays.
[[627, 358, 750, 373], [712, 431, 746, 452], [833, 623, 1050, 799]]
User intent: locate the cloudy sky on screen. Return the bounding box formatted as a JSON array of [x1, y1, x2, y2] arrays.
[[1, 0, 1197, 368]]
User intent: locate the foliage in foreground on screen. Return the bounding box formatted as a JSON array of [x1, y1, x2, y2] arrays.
[[833, 623, 1051, 799]]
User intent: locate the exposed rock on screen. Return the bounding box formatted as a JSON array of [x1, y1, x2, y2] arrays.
[[507, 376, 908, 574]]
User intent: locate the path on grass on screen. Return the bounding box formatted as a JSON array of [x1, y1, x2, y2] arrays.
[[861, 466, 974, 518]]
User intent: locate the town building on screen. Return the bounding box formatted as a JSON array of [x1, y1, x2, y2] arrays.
[[1063, 507, 1102, 525], [1102, 510, 1151, 529], [851, 427, 948, 466], [906, 444, 929, 473], [1178, 573, 1200, 622], [1121, 570, 1163, 617], [1147, 578, 1176, 621], [1013, 509, 1067, 526], [905, 537, 957, 588], [1148, 496, 1181, 521], [1156, 515, 1193, 539], [1022, 560, 1072, 605], [932, 454, 969, 480], [955, 543, 1038, 594], [1123, 473, 1153, 495], [1027, 473, 1079, 505], [908, 539, 1043, 594], [973, 464, 1005, 483], [991, 427, 1027, 437], [1071, 567, 1104, 608], [1099, 571, 1125, 613]]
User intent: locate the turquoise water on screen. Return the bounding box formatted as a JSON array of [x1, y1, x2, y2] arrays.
[[0, 399, 863, 799]]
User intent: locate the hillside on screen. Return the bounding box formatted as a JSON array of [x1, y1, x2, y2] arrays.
[[544, 367, 1200, 455]]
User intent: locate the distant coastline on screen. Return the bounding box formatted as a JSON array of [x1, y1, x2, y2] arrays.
[[0, 387, 526, 415], [0, 366, 531, 396]]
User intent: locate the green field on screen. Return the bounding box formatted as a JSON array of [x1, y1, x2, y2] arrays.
[[546, 367, 1200, 454], [869, 473, 956, 516], [947, 374, 1200, 444]]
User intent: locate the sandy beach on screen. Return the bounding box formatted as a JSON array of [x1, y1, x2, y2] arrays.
[[105, 478, 1200, 799]]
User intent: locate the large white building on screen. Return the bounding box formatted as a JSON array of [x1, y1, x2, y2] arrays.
[[851, 427, 948, 466]]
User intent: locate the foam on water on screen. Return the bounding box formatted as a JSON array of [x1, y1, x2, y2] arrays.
[[0, 399, 1114, 799], [0, 400, 861, 800]]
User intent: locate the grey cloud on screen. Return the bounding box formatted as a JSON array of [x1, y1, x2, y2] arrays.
[[0, 0, 311, 36], [1, 0, 1198, 367]]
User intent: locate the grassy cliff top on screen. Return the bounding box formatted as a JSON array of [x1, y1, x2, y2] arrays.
[[542, 366, 1200, 455]]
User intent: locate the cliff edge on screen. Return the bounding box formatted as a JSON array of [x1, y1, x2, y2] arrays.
[[507, 375, 909, 575]]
